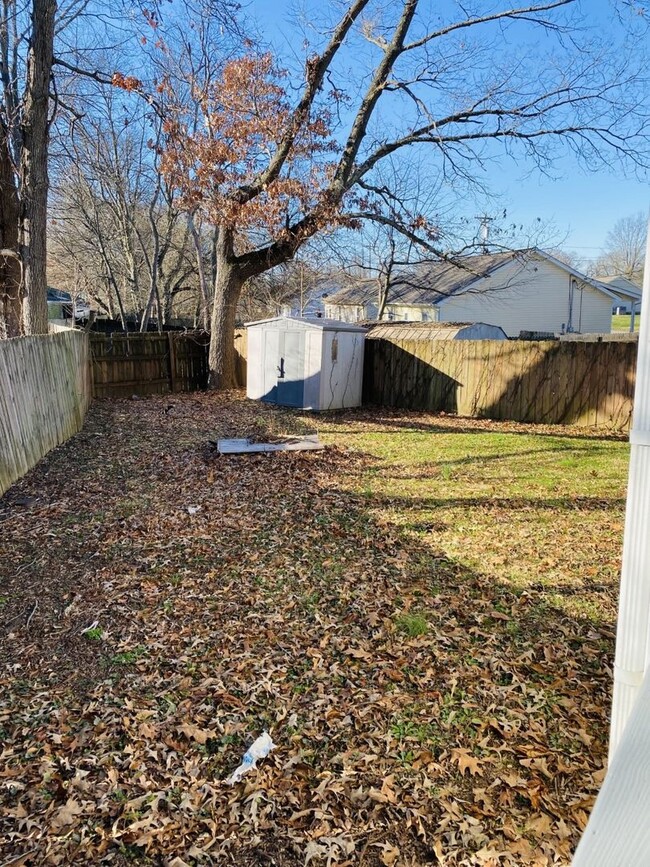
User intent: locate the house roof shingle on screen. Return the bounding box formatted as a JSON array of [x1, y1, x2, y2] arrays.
[[325, 252, 517, 307], [326, 249, 620, 307]]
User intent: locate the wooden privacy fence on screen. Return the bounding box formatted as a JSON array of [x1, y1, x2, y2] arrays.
[[0, 330, 91, 495], [363, 337, 638, 430], [91, 332, 211, 397]]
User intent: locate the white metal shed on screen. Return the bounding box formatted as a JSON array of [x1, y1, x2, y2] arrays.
[[246, 316, 366, 410]]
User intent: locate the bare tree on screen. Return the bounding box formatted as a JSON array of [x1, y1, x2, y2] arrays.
[[0, 130, 21, 338], [0, 0, 239, 337], [0, 0, 55, 336], [320, 163, 568, 322], [187, 211, 215, 330], [50, 85, 201, 330], [237, 259, 324, 321], [544, 248, 587, 272], [595, 212, 647, 283]]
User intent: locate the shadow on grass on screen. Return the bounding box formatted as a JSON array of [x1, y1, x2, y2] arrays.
[[366, 493, 626, 512], [315, 405, 629, 442]]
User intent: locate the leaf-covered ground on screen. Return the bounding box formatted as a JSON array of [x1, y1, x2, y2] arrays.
[[0, 394, 629, 866]]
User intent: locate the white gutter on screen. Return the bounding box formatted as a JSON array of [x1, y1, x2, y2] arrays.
[[609, 215, 650, 758]]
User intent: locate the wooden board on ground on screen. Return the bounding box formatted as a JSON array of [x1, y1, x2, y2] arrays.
[[216, 434, 324, 454]]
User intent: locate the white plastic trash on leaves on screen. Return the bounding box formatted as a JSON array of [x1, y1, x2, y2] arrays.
[[226, 731, 276, 785]]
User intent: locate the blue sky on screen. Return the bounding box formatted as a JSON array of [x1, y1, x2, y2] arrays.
[[496, 166, 648, 260], [250, 0, 649, 261]]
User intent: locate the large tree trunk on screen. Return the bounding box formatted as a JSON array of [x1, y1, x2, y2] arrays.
[[0, 125, 21, 337], [208, 264, 244, 389], [19, 0, 55, 335], [208, 231, 244, 388]]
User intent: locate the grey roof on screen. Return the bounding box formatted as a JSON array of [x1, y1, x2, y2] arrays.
[[327, 249, 621, 307], [596, 275, 643, 300], [326, 253, 517, 307], [245, 315, 367, 333]]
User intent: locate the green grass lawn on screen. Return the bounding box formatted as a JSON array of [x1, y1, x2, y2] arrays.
[[313, 409, 628, 624], [612, 313, 640, 332]]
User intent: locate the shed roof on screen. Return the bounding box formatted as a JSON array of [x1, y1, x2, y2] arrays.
[[245, 315, 367, 333]]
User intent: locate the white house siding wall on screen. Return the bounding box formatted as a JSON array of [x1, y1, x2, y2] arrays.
[[324, 302, 440, 322], [246, 326, 265, 399], [383, 304, 439, 322], [324, 303, 368, 322], [437, 258, 612, 336], [577, 287, 616, 333]]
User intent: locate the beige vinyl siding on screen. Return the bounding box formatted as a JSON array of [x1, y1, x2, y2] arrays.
[[383, 304, 439, 322], [324, 302, 440, 323], [438, 258, 612, 336], [576, 286, 616, 333]]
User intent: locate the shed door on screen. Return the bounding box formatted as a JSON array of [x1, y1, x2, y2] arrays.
[[261, 329, 280, 403], [276, 330, 305, 407]]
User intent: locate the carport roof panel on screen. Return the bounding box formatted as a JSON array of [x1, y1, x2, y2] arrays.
[[366, 321, 494, 340]]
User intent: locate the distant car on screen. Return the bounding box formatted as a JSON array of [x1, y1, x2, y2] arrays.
[[47, 288, 91, 321]]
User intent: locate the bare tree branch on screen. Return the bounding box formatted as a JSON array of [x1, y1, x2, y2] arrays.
[[234, 0, 370, 205], [331, 0, 418, 194], [403, 0, 576, 52]]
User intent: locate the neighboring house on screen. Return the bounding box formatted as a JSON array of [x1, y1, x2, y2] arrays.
[[279, 278, 337, 318], [596, 275, 643, 315], [325, 249, 620, 337]]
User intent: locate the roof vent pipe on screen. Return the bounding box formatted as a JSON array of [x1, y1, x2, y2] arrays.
[[477, 215, 492, 254]]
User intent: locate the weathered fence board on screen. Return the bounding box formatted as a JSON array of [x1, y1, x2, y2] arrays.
[[0, 330, 91, 495], [90, 332, 211, 397], [89, 330, 636, 429], [363, 337, 638, 430]]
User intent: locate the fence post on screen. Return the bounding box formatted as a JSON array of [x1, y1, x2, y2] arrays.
[[168, 332, 177, 393]]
